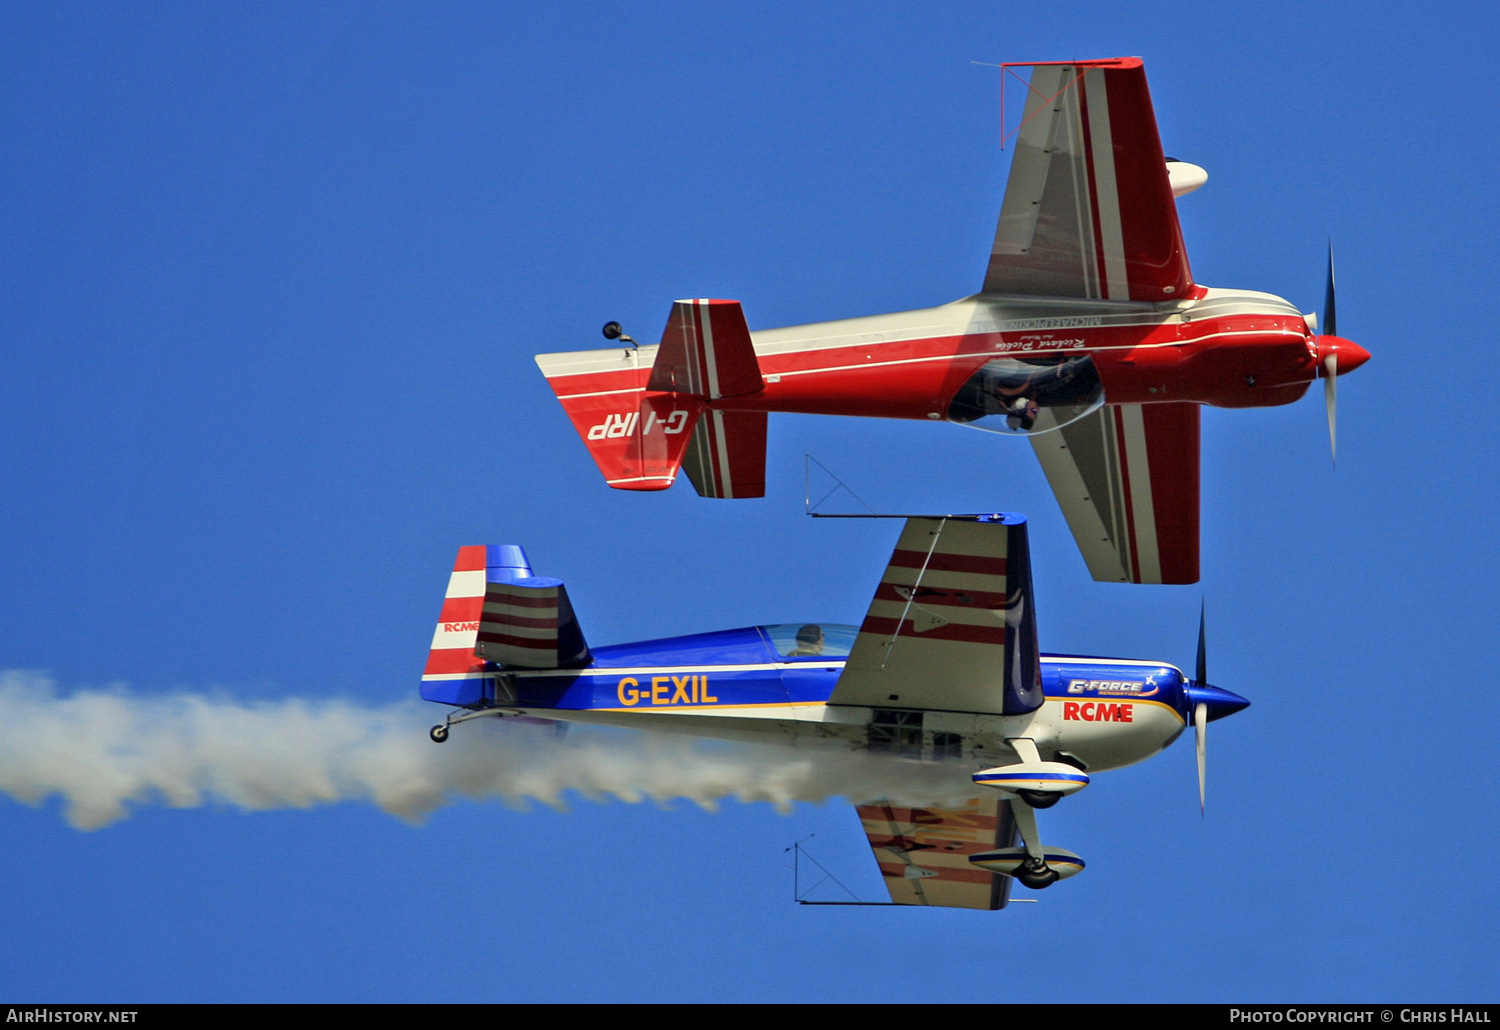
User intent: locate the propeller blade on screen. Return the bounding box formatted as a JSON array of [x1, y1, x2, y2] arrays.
[[1195, 601, 1207, 687], [1193, 606, 1208, 814], [1195, 701, 1208, 815], [1324, 351, 1338, 465], [1324, 243, 1337, 339], [1322, 243, 1339, 464]]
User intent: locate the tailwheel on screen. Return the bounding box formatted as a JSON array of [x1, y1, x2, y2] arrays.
[[429, 724, 449, 744], [1015, 857, 1059, 890]]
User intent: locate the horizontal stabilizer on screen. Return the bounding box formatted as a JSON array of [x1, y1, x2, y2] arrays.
[[647, 299, 764, 399], [476, 553, 591, 670], [535, 297, 762, 493], [682, 410, 767, 499], [536, 361, 706, 491]]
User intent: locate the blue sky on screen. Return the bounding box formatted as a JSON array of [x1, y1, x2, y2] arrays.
[[3, 1, 1498, 1003]]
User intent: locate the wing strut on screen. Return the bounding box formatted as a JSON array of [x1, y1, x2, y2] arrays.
[[878, 517, 948, 670]]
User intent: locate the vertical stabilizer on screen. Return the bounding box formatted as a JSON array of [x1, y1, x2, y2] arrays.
[[535, 299, 766, 496], [421, 545, 591, 703], [421, 546, 518, 705]]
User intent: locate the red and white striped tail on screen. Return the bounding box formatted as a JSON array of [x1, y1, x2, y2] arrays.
[[420, 545, 591, 708], [420, 545, 491, 706], [476, 576, 591, 669]]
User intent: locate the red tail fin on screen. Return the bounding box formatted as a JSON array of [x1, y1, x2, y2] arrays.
[[536, 299, 765, 493], [419, 545, 492, 706]]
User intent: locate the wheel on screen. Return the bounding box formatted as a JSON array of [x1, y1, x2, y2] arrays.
[[1017, 789, 1061, 809], [429, 724, 449, 744], [1015, 859, 1059, 890], [602, 321, 623, 340]]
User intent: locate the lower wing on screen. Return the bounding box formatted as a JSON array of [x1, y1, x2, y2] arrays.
[[1030, 401, 1200, 584], [856, 797, 1020, 910]]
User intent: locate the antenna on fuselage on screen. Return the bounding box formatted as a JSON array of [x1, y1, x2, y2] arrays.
[[803, 454, 877, 517]]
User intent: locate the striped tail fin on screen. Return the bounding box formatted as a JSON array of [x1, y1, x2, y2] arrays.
[[420, 545, 506, 706], [420, 545, 592, 705]]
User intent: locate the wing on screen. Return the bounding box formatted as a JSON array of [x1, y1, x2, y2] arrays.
[[1029, 401, 1200, 584], [856, 797, 1020, 909], [983, 58, 1193, 301], [828, 515, 1041, 716]]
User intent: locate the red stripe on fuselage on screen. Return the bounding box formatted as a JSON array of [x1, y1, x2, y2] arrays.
[[544, 317, 1316, 422]]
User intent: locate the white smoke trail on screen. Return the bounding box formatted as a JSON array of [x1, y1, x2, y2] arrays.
[[0, 671, 978, 830]]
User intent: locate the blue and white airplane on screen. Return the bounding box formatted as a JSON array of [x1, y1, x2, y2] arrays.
[[420, 515, 1248, 909]]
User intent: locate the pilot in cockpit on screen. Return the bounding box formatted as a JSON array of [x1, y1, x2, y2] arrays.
[[787, 623, 825, 657]]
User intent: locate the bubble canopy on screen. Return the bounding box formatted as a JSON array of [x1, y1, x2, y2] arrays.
[[763, 623, 858, 659], [946, 355, 1104, 435]]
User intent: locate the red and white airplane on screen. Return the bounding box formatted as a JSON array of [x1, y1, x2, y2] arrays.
[[537, 58, 1369, 584]]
